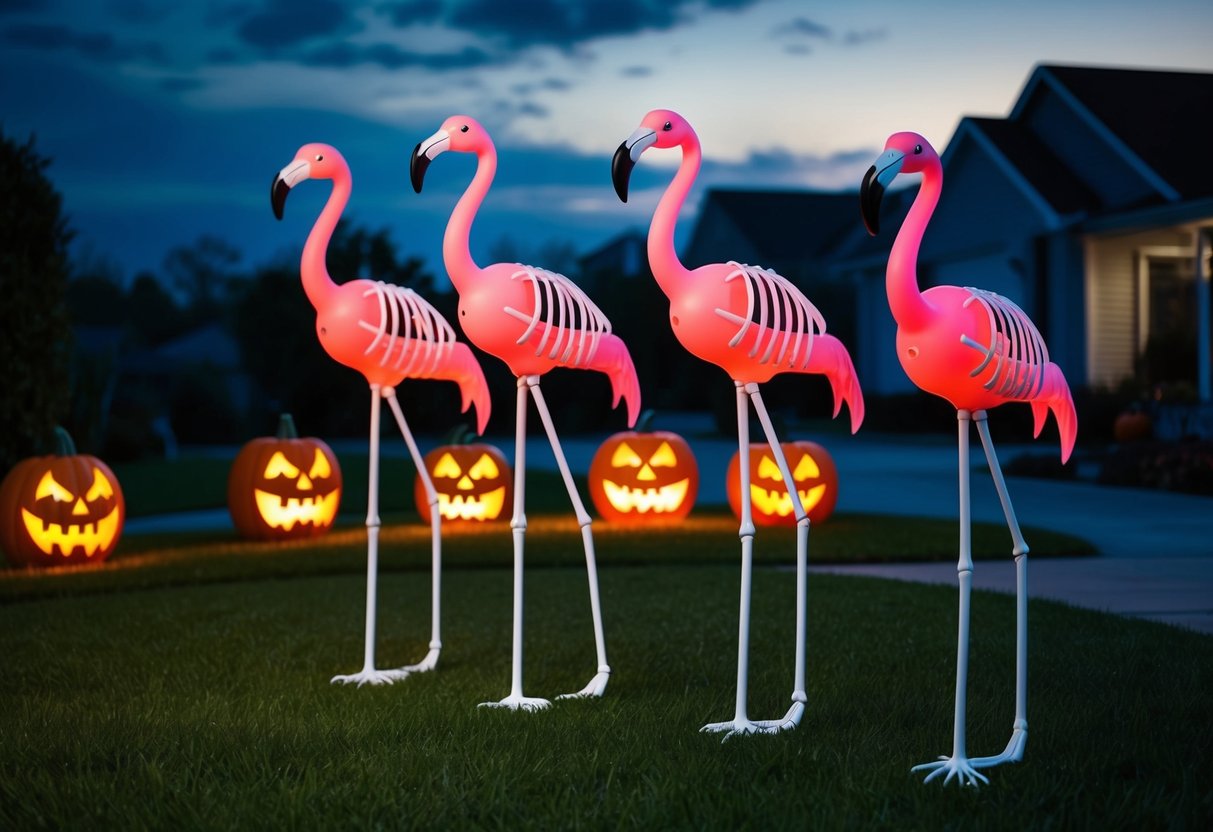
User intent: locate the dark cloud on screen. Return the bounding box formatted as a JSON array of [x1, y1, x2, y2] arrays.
[[2, 22, 166, 64], [107, 0, 172, 24], [620, 65, 652, 78], [159, 76, 206, 93], [237, 0, 356, 51], [778, 17, 831, 38], [302, 41, 495, 70], [843, 28, 886, 46], [540, 77, 572, 91], [782, 43, 811, 56], [380, 0, 444, 26]]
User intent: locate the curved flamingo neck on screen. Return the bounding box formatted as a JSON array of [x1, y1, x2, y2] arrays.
[[300, 174, 346, 310], [648, 138, 696, 297], [887, 161, 940, 333], [444, 145, 493, 289]]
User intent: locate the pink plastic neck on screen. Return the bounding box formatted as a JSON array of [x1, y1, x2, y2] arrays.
[[887, 162, 940, 332], [300, 173, 345, 311], [648, 139, 696, 296], [444, 145, 493, 289]]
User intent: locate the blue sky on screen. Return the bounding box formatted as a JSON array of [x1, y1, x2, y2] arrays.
[[3, 0, 1212, 289]]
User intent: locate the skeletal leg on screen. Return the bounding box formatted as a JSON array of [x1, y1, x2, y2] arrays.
[[970, 412, 1028, 768], [384, 387, 441, 675], [912, 409, 988, 785], [748, 383, 807, 733], [480, 376, 550, 712], [528, 378, 611, 700], [702, 382, 772, 740], [332, 385, 398, 687]]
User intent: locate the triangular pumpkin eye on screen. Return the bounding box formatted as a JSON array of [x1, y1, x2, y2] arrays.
[[648, 442, 677, 468], [756, 456, 783, 482], [35, 471, 75, 502], [85, 467, 114, 501], [433, 453, 462, 478], [792, 454, 820, 480], [308, 449, 332, 479], [610, 442, 642, 468], [264, 452, 301, 479], [467, 454, 499, 480]]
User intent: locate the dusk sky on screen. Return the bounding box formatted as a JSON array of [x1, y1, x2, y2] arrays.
[[3, 0, 1212, 290]]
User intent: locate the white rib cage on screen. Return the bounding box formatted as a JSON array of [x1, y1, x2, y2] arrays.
[[959, 287, 1049, 399], [502, 264, 610, 367], [356, 281, 455, 376], [712, 262, 826, 370]]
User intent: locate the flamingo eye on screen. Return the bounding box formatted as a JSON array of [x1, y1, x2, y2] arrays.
[[460, 125, 469, 133], [913, 144, 922, 155], [662, 121, 672, 131], [315, 154, 324, 161]]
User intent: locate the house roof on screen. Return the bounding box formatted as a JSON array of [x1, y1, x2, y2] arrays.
[[964, 117, 1103, 217], [700, 189, 859, 262], [1031, 64, 1213, 201]]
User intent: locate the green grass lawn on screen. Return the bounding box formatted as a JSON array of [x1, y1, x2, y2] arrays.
[[0, 515, 1209, 828]]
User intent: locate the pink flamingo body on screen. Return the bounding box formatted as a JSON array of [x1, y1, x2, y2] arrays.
[[412, 116, 639, 710], [273, 142, 490, 687], [860, 131, 1078, 785], [613, 109, 863, 739]]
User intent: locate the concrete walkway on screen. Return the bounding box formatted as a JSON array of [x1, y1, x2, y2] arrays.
[[126, 415, 1213, 635]]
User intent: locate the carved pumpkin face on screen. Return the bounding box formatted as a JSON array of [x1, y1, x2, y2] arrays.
[[726, 441, 838, 526], [415, 444, 511, 522], [588, 431, 698, 523], [228, 417, 342, 540], [0, 438, 125, 568]]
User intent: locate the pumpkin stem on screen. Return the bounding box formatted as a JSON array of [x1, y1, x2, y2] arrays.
[[443, 423, 474, 446], [53, 426, 77, 456], [635, 409, 655, 433], [277, 413, 299, 440]]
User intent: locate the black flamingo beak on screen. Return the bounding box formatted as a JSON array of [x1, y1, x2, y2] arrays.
[[859, 165, 883, 236], [271, 173, 290, 220], [860, 149, 904, 236], [410, 142, 430, 194], [612, 141, 634, 203]]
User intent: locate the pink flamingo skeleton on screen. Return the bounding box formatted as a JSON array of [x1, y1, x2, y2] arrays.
[[411, 116, 640, 711], [860, 132, 1077, 785], [272, 143, 490, 687], [613, 110, 864, 739]]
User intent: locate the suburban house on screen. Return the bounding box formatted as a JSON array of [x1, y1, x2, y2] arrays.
[[827, 63, 1213, 407]]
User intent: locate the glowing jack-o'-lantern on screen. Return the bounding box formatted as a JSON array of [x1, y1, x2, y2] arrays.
[[726, 440, 839, 526], [0, 427, 125, 568], [588, 414, 698, 523], [228, 414, 342, 540], [414, 440, 511, 522]]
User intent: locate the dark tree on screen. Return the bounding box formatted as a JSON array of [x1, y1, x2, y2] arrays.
[[0, 131, 73, 471]]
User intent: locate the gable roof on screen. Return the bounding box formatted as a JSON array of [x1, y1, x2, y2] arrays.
[[695, 189, 859, 262], [1019, 64, 1213, 201]]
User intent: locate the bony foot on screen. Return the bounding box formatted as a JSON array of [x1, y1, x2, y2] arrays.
[[330, 668, 405, 687], [478, 694, 551, 712], [972, 725, 1027, 768], [556, 667, 610, 700], [700, 718, 780, 742], [754, 700, 805, 733], [396, 647, 440, 675], [912, 755, 991, 787]]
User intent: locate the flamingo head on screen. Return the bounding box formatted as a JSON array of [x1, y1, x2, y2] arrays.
[[411, 115, 494, 193], [271, 143, 347, 220], [860, 131, 938, 235], [612, 109, 696, 203]]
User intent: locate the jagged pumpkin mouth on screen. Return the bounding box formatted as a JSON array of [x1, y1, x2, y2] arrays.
[[436, 486, 506, 521], [602, 478, 690, 514], [21, 506, 121, 557], [750, 484, 826, 517], [253, 488, 340, 530]]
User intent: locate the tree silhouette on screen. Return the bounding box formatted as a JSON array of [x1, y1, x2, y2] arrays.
[[0, 130, 72, 471]]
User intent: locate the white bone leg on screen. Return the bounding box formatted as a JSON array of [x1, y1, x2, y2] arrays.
[[702, 381, 773, 740], [912, 410, 989, 785], [748, 383, 807, 733], [526, 378, 611, 700], [383, 387, 441, 676], [480, 376, 550, 712], [970, 411, 1029, 768], [332, 385, 399, 687]]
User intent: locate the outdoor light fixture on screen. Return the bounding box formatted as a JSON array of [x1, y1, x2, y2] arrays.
[[0, 427, 125, 567]]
